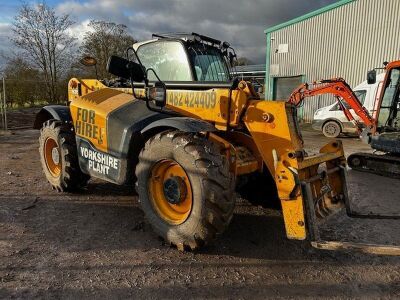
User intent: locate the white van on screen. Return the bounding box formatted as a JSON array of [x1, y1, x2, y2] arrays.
[[312, 74, 385, 137]]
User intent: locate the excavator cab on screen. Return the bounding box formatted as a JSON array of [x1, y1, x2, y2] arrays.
[[348, 62, 400, 177], [376, 65, 400, 131]]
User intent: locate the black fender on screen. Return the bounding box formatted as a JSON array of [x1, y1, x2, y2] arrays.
[[140, 117, 217, 138], [33, 105, 72, 129], [120, 116, 217, 185], [111, 115, 218, 159], [102, 116, 218, 185]]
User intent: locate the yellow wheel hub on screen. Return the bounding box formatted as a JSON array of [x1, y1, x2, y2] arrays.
[[44, 137, 61, 177], [149, 159, 193, 225]]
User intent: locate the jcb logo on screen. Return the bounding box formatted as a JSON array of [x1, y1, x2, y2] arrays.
[[75, 108, 103, 144]]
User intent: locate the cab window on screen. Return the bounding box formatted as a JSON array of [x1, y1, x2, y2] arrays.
[[188, 45, 230, 82], [137, 41, 192, 81], [378, 68, 400, 126], [354, 90, 367, 105]]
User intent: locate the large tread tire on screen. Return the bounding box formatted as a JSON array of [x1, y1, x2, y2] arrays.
[[136, 130, 236, 251], [39, 120, 89, 192]]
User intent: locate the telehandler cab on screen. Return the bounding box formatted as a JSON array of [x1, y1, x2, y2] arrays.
[[34, 33, 399, 254]]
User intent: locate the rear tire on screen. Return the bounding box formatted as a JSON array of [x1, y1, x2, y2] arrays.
[[136, 131, 236, 250], [322, 121, 341, 138], [39, 120, 89, 192]]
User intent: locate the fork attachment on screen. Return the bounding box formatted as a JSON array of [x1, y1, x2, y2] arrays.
[[301, 165, 400, 256]]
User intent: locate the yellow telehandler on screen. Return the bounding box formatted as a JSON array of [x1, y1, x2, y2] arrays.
[[34, 33, 399, 254]]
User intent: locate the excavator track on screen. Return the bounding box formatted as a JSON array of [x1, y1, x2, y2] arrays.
[[347, 152, 400, 178]]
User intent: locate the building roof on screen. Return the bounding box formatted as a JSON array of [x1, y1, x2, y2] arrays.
[[232, 64, 266, 74], [264, 0, 355, 34]]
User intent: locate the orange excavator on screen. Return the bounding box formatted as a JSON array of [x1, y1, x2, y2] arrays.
[[288, 60, 400, 178]]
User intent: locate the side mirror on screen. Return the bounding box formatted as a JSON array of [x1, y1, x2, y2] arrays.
[[106, 55, 145, 82], [146, 81, 167, 108], [367, 69, 377, 85], [80, 56, 97, 67]]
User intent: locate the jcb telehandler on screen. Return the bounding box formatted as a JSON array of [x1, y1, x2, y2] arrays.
[[34, 33, 399, 254]]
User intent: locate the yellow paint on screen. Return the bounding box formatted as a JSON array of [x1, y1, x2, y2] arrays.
[[70, 88, 134, 152], [68, 78, 348, 242], [68, 78, 252, 131], [243, 100, 306, 239], [149, 159, 193, 225]]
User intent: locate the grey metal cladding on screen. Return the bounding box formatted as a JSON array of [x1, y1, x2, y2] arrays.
[[269, 0, 400, 122]]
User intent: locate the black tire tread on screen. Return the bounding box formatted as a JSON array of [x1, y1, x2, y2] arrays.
[[39, 119, 89, 192], [136, 130, 235, 250]]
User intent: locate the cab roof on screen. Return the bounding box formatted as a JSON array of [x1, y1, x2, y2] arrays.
[[354, 73, 386, 91], [132, 32, 229, 51], [152, 32, 223, 47]]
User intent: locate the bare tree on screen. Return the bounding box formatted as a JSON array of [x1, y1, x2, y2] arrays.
[[11, 2, 75, 103], [80, 20, 136, 79], [2, 57, 45, 107]]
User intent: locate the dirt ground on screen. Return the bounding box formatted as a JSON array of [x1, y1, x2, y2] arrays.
[[1, 110, 399, 299]]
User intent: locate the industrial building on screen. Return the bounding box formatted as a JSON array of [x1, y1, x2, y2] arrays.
[[264, 0, 400, 122]]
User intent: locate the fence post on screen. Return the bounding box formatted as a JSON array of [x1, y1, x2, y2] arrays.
[[0, 91, 3, 130], [2, 78, 7, 131]]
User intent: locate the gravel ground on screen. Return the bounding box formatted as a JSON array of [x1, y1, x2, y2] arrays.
[[0, 111, 399, 299]]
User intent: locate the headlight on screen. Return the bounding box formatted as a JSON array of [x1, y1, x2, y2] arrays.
[[314, 109, 322, 116]]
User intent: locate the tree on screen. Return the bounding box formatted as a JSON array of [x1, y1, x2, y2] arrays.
[[2, 57, 45, 107], [80, 20, 136, 79], [11, 2, 75, 103]]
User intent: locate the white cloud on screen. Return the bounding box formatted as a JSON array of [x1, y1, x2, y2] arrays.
[[0, 22, 14, 67], [49, 0, 339, 63], [65, 19, 92, 42]]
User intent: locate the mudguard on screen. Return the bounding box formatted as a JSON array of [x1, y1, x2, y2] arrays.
[[33, 105, 72, 129], [140, 117, 217, 136], [106, 100, 218, 159]]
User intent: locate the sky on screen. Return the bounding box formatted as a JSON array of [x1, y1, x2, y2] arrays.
[[0, 0, 338, 66]]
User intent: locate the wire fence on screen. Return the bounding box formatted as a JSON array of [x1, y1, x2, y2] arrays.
[[0, 78, 68, 131]]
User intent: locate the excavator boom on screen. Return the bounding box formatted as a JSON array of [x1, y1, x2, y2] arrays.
[[288, 73, 400, 178], [288, 78, 375, 132]]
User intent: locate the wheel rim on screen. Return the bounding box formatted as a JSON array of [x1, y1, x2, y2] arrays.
[[325, 123, 339, 137], [149, 159, 193, 225], [350, 157, 361, 167], [44, 137, 61, 177]]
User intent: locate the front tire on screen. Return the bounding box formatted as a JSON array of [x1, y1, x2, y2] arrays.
[[39, 120, 89, 192], [322, 121, 341, 138], [136, 131, 236, 250]]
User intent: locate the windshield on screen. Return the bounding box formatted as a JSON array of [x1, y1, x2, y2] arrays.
[[187, 44, 230, 82], [378, 68, 400, 127], [137, 41, 192, 81]]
